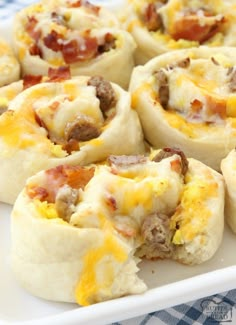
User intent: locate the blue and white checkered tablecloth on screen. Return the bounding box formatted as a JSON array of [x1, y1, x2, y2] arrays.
[[0, 0, 235, 324]]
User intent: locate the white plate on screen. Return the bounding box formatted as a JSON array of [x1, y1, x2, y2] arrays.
[[1, 202, 236, 325], [0, 1, 236, 324]]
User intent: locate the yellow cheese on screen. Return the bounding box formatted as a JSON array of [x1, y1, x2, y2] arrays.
[[131, 82, 155, 108], [75, 233, 128, 306], [18, 47, 26, 60], [162, 110, 197, 138], [24, 3, 44, 15], [34, 200, 59, 219], [47, 57, 65, 66], [226, 96, 236, 118], [0, 108, 49, 149], [50, 144, 67, 158], [0, 97, 8, 108], [115, 177, 169, 215], [86, 138, 103, 147], [63, 83, 79, 101], [171, 178, 218, 243]]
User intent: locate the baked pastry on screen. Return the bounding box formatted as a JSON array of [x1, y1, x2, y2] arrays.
[[0, 38, 20, 86], [0, 70, 58, 115], [121, 0, 235, 64], [129, 46, 236, 171], [13, 0, 136, 88], [221, 149, 236, 233], [11, 148, 224, 305], [0, 75, 144, 204]]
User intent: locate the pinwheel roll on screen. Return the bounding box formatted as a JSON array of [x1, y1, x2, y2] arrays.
[[0, 38, 20, 86], [11, 149, 224, 305], [122, 0, 235, 64], [0, 76, 144, 204], [129, 46, 236, 171], [221, 149, 236, 233], [13, 0, 136, 88]]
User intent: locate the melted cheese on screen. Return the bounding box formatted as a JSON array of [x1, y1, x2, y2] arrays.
[[75, 233, 128, 306], [131, 82, 155, 108], [171, 178, 218, 243], [162, 110, 197, 138], [0, 108, 49, 149], [226, 95, 236, 118], [34, 199, 59, 219]]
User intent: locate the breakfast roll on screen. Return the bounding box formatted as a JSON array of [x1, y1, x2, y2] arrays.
[[11, 149, 224, 305], [13, 0, 136, 88], [121, 0, 235, 64], [129, 46, 236, 171], [0, 75, 144, 204]]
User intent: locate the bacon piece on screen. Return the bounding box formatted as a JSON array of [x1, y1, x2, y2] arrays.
[[105, 195, 117, 211], [26, 186, 49, 201], [27, 165, 94, 203], [25, 16, 41, 41], [62, 138, 80, 154], [29, 43, 42, 57], [62, 36, 98, 64], [43, 30, 63, 52], [23, 75, 43, 90], [171, 12, 225, 43], [170, 159, 182, 174], [68, 0, 100, 14], [144, 3, 163, 32], [48, 66, 71, 82], [205, 96, 226, 119], [97, 33, 116, 54], [43, 29, 98, 63], [190, 99, 203, 113]]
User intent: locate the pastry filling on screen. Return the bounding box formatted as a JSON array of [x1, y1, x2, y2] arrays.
[[153, 54, 236, 126], [21, 2, 117, 64], [135, 0, 227, 46]]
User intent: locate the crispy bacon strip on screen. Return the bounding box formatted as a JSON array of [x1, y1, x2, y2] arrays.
[[62, 37, 98, 64], [144, 3, 163, 32], [27, 165, 94, 203], [26, 16, 41, 41], [205, 96, 226, 119], [48, 66, 71, 81], [29, 43, 42, 57], [171, 12, 225, 43], [23, 75, 43, 90], [43, 30, 63, 52]]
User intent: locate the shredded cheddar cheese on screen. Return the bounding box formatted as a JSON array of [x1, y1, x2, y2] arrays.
[[34, 200, 59, 219], [75, 233, 128, 306], [171, 178, 218, 243]]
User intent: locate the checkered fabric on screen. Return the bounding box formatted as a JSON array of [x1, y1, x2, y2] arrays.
[[0, 1, 235, 324], [113, 290, 236, 324]]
